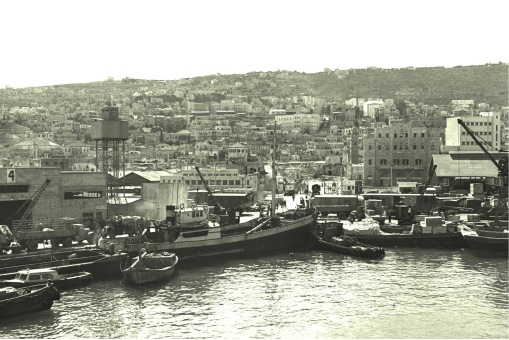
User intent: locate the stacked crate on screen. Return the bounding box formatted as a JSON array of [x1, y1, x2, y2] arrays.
[[470, 183, 484, 199], [425, 216, 445, 234]]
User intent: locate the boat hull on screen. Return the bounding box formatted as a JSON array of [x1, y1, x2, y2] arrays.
[[0, 284, 60, 320], [115, 213, 317, 261], [463, 234, 508, 258], [353, 232, 469, 248], [123, 266, 175, 284]]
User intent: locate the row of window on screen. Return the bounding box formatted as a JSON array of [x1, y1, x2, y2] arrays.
[[462, 141, 492, 146], [465, 121, 492, 126], [185, 180, 249, 186], [64, 191, 103, 199], [461, 131, 492, 135], [368, 159, 423, 165], [183, 173, 237, 177], [0, 185, 29, 193], [376, 132, 427, 138], [369, 144, 431, 150]]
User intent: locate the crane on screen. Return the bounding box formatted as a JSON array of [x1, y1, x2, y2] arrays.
[[415, 163, 437, 214], [7, 179, 51, 228], [194, 166, 224, 214], [457, 119, 508, 180], [457, 119, 508, 221]]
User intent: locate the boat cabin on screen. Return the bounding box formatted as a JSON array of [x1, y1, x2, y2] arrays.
[[10, 269, 61, 285]]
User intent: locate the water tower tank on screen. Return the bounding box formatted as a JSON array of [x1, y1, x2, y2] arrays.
[[91, 104, 128, 140]]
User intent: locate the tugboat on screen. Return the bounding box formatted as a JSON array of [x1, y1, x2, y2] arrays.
[[0, 283, 60, 319], [312, 218, 385, 258]]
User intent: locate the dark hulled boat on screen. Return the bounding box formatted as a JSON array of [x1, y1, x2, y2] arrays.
[[0, 283, 60, 319], [352, 231, 469, 248], [100, 210, 318, 261], [461, 227, 508, 257]]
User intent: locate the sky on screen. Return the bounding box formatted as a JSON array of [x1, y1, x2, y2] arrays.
[[1, 0, 508, 89]]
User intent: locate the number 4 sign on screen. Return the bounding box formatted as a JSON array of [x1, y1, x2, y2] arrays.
[[7, 169, 15, 182]]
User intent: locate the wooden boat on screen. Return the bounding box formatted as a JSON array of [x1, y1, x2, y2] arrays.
[[0, 247, 110, 275], [312, 219, 385, 258], [0, 268, 92, 289], [100, 121, 318, 262], [343, 219, 468, 248], [0, 283, 61, 319], [102, 209, 318, 261], [122, 251, 178, 285], [461, 226, 508, 257]]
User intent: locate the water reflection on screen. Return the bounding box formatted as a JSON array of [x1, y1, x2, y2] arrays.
[[0, 248, 507, 339]]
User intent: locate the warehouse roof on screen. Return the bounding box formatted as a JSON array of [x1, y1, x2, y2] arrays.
[[432, 154, 499, 177]]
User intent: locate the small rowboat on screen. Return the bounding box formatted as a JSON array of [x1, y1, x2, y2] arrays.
[[122, 252, 178, 285]]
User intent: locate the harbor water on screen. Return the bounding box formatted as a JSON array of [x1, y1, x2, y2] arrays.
[[1, 247, 508, 339]]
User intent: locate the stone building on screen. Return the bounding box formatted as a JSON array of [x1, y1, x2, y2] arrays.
[[363, 121, 441, 187]]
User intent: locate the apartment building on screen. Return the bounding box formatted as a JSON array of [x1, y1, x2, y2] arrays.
[[443, 113, 501, 152]]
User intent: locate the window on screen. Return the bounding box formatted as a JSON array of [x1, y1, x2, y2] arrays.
[[378, 133, 381, 138], [421, 133, 425, 138], [235, 180, 240, 185], [229, 180, 234, 185], [386, 133, 389, 138], [413, 133, 417, 138], [29, 275, 41, 281], [378, 144, 381, 150], [394, 144, 397, 150], [394, 159, 400, 165], [421, 145, 424, 149], [405, 133, 408, 138], [386, 144, 389, 150], [462, 142, 465, 145], [368, 145, 372, 150], [413, 144, 417, 150], [0, 185, 29, 193], [64, 191, 103, 199], [394, 133, 398, 138], [462, 131, 465, 135], [405, 143, 408, 150], [368, 159, 372, 165], [222, 180, 228, 185], [19, 274, 27, 280], [402, 159, 409, 165]]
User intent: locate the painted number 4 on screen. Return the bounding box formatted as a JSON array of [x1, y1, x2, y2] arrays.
[[7, 169, 15, 182]]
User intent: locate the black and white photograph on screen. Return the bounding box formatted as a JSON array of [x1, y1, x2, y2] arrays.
[[0, 0, 508, 338]]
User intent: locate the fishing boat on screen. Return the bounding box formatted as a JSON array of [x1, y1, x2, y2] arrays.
[[122, 251, 178, 284], [0, 283, 61, 319], [99, 120, 318, 261], [0, 268, 92, 289]]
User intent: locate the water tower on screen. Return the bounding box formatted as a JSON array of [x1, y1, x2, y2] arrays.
[[92, 103, 129, 204]]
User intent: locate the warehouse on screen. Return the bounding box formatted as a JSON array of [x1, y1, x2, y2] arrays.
[[0, 167, 107, 226]]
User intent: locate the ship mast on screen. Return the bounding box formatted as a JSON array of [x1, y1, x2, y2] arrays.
[[271, 119, 277, 218]]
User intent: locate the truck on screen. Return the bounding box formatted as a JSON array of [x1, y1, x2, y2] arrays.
[[311, 195, 363, 219], [0, 218, 95, 252]]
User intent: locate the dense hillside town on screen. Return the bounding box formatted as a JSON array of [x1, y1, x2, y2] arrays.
[[0, 63, 507, 195]]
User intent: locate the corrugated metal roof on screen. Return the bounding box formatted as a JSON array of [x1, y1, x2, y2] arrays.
[[128, 171, 171, 181], [433, 154, 499, 177]]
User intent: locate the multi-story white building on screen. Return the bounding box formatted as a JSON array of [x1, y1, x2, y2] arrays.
[[444, 112, 501, 152], [274, 113, 321, 133], [363, 101, 385, 119]]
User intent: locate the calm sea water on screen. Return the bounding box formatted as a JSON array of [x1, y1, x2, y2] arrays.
[[1, 248, 507, 339]]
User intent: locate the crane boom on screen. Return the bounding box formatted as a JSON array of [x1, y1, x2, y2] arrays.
[[194, 166, 224, 214], [416, 164, 437, 213], [8, 179, 51, 227], [457, 119, 508, 178]]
